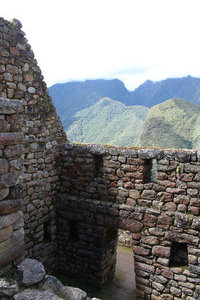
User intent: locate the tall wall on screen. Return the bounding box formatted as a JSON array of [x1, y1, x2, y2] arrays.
[[58, 144, 200, 299], [0, 98, 24, 274], [0, 17, 67, 272]]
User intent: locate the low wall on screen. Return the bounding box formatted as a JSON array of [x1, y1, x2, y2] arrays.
[[58, 143, 200, 299], [0, 98, 24, 274]]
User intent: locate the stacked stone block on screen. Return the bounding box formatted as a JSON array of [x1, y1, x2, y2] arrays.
[[0, 17, 67, 273], [0, 98, 24, 274], [59, 144, 200, 299]]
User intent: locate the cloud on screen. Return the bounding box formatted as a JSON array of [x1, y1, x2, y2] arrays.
[[2, 0, 200, 91]]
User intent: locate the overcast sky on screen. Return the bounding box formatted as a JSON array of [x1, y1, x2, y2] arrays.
[[2, 0, 200, 90]]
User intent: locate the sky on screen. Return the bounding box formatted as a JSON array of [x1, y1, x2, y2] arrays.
[[2, 0, 200, 90]]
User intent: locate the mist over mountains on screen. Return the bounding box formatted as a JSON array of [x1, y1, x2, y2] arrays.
[[49, 76, 200, 149]]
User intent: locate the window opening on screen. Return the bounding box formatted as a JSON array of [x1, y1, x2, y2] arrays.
[[169, 242, 188, 267], [144, 159, 157, 183], [151, 159, 157, 182]]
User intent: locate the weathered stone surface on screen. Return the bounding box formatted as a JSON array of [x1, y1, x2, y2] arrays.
[[170, 286, 182, 297], [41, 275, 64, 293], [17, 258, 46, 287], [0, 211, 23, 229], [14, 289, 63, 300], [141, 190, 156, 199], [152, 246, 171, 258], [0, 132, 23, 146], [0, 278, 19, 297], [0, 172, 20, 188], [4, 145, 23, 158], [191, 218, 200, 230], [0, 199, 22, 215], [129, 189, 140, 199], [0, 159, 8, 174], [0, 188, 9, 201], [0, 226, 12, 242], [61, 286, 87, 300], [0, 241, 24, 266], [133, 245, 151, 256], [138, 148, 163, 159], [0, 98, 23, 114], [174, 213, 189, 228], [141, 235, 158, 245]]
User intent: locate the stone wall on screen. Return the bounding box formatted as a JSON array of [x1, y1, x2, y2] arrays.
[[58, 143, 200, 299], [0, 98, 24, 274], [0, 17, 67, 273]]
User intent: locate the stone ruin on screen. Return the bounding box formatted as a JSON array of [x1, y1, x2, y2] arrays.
[[0, 17, 200, 300]]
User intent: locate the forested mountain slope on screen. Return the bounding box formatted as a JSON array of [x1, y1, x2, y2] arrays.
[[67, 97, 148, 146], [137, 98, 200, 149], [49, 79, 130, 129]]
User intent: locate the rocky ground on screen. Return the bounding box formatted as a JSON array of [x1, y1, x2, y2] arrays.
[[0, 258, 99, 300], [0, 246, 136, 300]]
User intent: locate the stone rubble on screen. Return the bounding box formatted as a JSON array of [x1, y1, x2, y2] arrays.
[[0, 258, 100, 300]]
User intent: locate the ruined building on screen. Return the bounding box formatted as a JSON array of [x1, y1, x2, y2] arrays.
[[0, 17, 200, 300]]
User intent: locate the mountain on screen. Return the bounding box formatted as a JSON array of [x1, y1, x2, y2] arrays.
[[49, 79, 130, 129], [49, 76, 200, 149], [129, 76, 200, 107], [49, 76, 200, 131], [67, 97, 149, 147], [137, 98, 200, 149]]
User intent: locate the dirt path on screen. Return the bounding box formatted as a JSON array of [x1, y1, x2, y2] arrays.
[[110, 246, 136, 300]]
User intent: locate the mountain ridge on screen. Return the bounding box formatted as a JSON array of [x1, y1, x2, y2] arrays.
[[49, 76, 200, 149], [137, 98, 200, 149], [67, 97, 148, 146]]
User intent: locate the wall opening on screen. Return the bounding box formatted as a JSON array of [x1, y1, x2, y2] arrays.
[[144, 159, 157, 183], [94, 154, 103, 177], [69, 221, 79, 242], [169, 242, 188, 267], [114, 228, 136, 299], [43, 220, 51, 243]]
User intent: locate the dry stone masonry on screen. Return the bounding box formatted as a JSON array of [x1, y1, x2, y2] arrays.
[[58, 144, 200, 299], [0, 17, 200, 300], [0, 98, 24, 274], [0, 17, 67, 273]]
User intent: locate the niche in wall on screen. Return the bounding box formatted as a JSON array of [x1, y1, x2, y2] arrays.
[[169, 242, 188, 267], [94, 154, 103, 177], [43, 220, 51, 243], [144, 159, 157, 183], [69, 221, 79, 242]]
